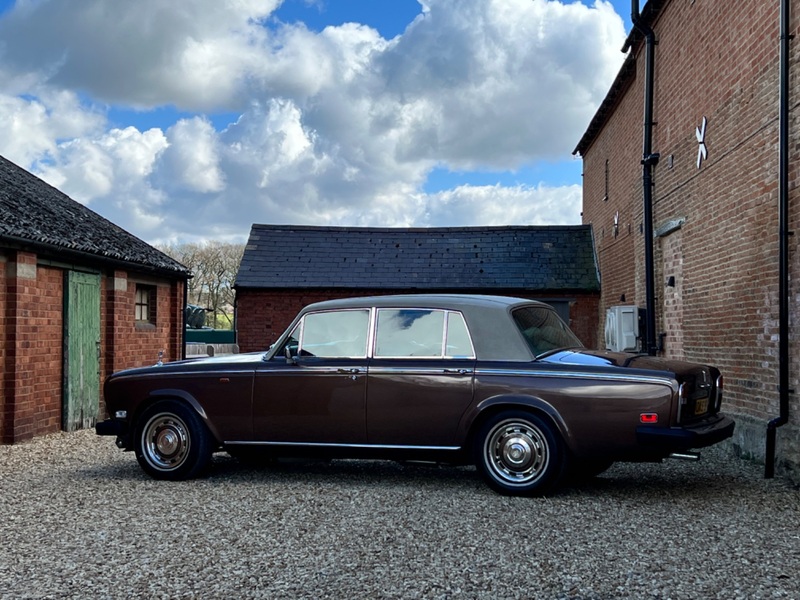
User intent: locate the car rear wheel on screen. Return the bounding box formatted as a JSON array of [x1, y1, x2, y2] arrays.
[[135, 400, 212, 480], [475, 410, 565, 496]]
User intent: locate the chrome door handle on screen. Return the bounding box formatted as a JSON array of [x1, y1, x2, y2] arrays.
[[337, 368, 361, 374], [443, 369, 470, 375]]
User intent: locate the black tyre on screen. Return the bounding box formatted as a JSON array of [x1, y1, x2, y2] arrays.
[[474, 410, 566, 496], [135, 400, 213, 480]]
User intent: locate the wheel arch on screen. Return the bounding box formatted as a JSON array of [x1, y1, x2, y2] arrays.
[[463, 395, 573, 455], [130, 389, 222, 448]]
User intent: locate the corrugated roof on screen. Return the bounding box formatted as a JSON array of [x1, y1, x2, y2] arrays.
[[0, 155, 188, 276], [235, 224, 599, 292]]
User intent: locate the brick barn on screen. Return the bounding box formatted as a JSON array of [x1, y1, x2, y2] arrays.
[[574, 0, 799, 479], [234, 224, 600, 353], [0, 155, 189, 443]]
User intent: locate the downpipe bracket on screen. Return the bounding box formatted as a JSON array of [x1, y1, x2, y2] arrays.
[[642, 153, 661, 167]]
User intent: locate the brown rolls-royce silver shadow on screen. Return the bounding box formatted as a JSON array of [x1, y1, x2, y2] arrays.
[[96, 295, 735, 496]]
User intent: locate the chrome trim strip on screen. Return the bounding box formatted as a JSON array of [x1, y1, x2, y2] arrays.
[[369, 366, 474, 376], [258, 367, 366, 376], [474, 367, 677, 388], [112, 369, 255, 381], [225, 441, 461, 451]]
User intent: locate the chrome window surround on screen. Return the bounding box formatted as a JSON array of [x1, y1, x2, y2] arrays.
[[296, 308, 371, 359], [372, 308, 476, 360], [276, 307, 476, 361]]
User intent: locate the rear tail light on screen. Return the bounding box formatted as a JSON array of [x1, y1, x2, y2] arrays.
[[640, 413, 658, 424], [714, 375, 724, 411]]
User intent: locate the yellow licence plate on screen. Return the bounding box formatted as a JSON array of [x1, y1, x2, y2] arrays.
[[695, 397, 709, 415]]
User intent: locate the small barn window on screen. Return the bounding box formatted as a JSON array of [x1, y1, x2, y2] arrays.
[[135, 285, 156, 324]]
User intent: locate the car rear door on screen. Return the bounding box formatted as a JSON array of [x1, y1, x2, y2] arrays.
[[366, 308, 476, 447]]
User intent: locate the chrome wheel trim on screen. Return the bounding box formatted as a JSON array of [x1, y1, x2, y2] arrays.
[[141, 413, 191, 471], [484, 419, 549, 486]]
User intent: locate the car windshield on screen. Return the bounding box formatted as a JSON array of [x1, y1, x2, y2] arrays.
[[512, 306, 583, 358]]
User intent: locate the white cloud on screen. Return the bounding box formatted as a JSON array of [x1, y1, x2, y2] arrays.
[[420, 183, 583, 227], [0, 0, 626, 243], [160, 118, 225, 193], [0, 89, 105, 167]]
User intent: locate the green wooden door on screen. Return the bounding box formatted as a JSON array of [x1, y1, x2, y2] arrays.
[[64, 271, 101, 432]]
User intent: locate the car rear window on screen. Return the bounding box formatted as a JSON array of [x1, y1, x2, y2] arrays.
[[512, 306, 583, 357]]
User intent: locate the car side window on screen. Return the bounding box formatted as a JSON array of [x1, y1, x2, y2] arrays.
[[299, 309, 370, 358], [445, 312, 475, 358], [374, 309, 475, 359], [375, 309, 444, 357]]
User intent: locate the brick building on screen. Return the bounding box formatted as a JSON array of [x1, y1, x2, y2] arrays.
[[234, 224, 600, 353], [1, 155, 189, 443], [574, 0, 799, 479]]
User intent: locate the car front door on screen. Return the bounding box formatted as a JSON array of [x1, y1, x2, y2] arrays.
[[252, 308, 370, 443], [366, 308, 476, 447]]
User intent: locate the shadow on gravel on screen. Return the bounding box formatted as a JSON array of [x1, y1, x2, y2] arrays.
[[75, 450, 786, 503], [208, 454, 484, 491], [74, 452, 486, 491]]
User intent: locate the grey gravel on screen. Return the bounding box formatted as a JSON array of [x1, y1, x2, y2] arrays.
[[1, 431, 799, 600]]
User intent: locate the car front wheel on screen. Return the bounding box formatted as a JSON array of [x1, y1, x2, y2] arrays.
[[475, 410, 565, 496], [135, 400, 212, 480]]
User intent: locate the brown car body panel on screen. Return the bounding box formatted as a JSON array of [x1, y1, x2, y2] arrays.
[[100, 295, 734, 465], [253, 358, 368, 443]]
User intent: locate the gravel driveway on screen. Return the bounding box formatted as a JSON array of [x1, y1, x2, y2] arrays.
[[1, 430, 799, 600]]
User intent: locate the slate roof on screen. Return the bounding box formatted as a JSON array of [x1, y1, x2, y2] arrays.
[[235, 224, 599, 292], [0, 155, 188, 276]]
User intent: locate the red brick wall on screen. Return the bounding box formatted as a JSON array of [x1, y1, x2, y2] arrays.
[[661, 229, 684, 360], [0, 249, 185, 443], [99, 273, 184, 419], [104, 275, 183, 371], [581, 81, 643, 349], [580, 0, 800, 470], [1, 253, 63, 442], [28, 266, 64, 436], [236, 288, 599, 353]]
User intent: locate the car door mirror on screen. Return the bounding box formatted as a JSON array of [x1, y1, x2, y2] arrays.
[[284, 345, 298, 365]]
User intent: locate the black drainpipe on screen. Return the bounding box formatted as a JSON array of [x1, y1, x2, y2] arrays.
[[631, 0, 659, 356], [766, 0, 791, 478], [181, 276, 189, 360]]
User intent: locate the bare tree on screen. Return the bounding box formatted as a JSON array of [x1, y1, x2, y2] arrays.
[[158, 242, 244, 328]]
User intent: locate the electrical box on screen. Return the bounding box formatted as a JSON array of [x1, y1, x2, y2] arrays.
[[605, 306, 640, 352]]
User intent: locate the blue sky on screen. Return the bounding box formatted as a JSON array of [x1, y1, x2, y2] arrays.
[[0, 0, 633, 243]]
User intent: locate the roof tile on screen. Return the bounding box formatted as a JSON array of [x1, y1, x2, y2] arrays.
[[0, 155, 188, 275], [236, 224, 599, 292]]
